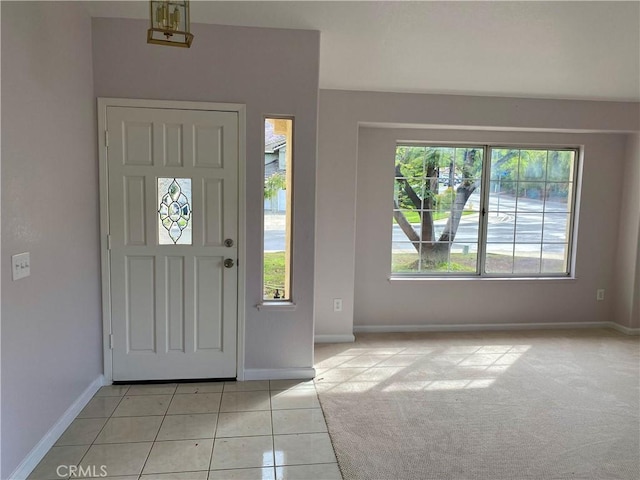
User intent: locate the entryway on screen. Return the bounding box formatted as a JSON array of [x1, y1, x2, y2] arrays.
[[99, 99, 244, 382]]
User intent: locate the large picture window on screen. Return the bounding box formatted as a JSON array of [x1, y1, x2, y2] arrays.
[[392, 145, 578, 277]]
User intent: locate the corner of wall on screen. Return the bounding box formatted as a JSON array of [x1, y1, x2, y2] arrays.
[[1, 3, 102, 477], [8, 376, 105, 480], [613, 132, 640, 329]]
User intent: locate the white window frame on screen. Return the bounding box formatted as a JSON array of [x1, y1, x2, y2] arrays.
[[391, 143, 580, 279], [260, 115, 296, 305]]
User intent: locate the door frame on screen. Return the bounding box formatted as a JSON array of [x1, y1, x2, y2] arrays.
[[97, 97, 247, 383]]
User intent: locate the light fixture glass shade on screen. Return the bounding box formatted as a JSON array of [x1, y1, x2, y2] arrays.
[[147, 0, 194, 48]]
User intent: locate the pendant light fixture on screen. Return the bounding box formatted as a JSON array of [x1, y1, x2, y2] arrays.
[[147, 0, 194, 48]]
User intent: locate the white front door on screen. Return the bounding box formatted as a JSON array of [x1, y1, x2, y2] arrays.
[[106, 105, 238, 381]]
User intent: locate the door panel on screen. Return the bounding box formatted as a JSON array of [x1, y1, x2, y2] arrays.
[[107, 106, 238, 381], [203, 178, 224, 246], [124, 176, 146, 245], [123, 122, 153, 166], [126, 256, 156, 352], [195, 256, 223, 350], [194, 125, 223, 168], [165, 256, 185, 352], [163, 124, 184, 167]]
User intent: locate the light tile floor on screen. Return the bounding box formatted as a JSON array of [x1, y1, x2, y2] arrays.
[[29, 380, 342, 480]]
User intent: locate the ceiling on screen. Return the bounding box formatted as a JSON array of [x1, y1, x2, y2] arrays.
[[85, 1, 640, 102]]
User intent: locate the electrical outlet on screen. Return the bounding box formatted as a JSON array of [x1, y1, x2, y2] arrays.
[[596, 289, 605, 301], [333, 298, 343, 312], [12, 252, 30, 281]]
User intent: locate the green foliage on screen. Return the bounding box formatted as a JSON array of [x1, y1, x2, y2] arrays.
[[393, 210, 473, 224], [392, 251, 565, 275], [263, 251, 285, 299], [444, 261, 471, 272], [395, 146, 482, 197], [394, 145, 484, 219], [391, 252, 477, 273], [435, 188, 455, 211], [264, 172, 286, 201], [395, 145, 445, 178], [491, 149, 574, 201]]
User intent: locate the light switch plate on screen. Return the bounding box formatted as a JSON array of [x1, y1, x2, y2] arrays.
[[12, 252, 30, 280]]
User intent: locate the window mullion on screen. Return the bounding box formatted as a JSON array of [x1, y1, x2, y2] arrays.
[[539, 150, 549, 271], [477, 145, 491, 276]]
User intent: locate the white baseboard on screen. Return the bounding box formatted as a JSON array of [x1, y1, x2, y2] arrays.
[[10, 375, 106, 480], [353, 321, 613, 334], [609, 322, 640, 336], [314, 334, 356, 343], [243, 368, 316, 381]]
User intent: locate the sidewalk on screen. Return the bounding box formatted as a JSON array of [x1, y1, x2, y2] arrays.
[[264, 212, 286, 231]]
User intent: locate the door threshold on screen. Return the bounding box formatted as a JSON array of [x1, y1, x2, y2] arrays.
[[112, 377, 236, 385]]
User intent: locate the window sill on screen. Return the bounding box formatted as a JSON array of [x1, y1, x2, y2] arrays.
[[389, 276, 576, 282], [256, 301, 297, 311]]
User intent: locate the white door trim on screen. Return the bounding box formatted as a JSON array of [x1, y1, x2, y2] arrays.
[[97, 97, 246, 383]]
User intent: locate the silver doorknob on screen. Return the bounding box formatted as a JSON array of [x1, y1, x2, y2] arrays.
[[224, 258, 234, 268], [224, 239, 234, 247]]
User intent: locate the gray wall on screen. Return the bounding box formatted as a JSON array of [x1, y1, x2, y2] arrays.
[[615, 133, 640, 328], [315, 89, 639, 337], [1, 3, 102, 477], [92, 18, 320, 370], [355, 127, 626, 326]]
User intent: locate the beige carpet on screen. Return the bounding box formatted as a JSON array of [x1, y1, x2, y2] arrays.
[[314, 329, 640, 480]]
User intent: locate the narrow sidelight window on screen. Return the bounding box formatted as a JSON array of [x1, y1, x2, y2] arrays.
[[263, 118, 293, 300]]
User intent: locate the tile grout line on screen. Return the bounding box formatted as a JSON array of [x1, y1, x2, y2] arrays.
[[71, 386, 130, 480], [206, 384, 225, 476], [136, 384, 177, 479], [270, 380, 277, 477]]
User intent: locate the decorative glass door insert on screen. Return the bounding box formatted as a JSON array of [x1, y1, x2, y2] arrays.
[[158, 177, 192, 244]]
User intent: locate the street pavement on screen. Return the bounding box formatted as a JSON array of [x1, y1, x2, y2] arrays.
[[264, 191, 571, 257]]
